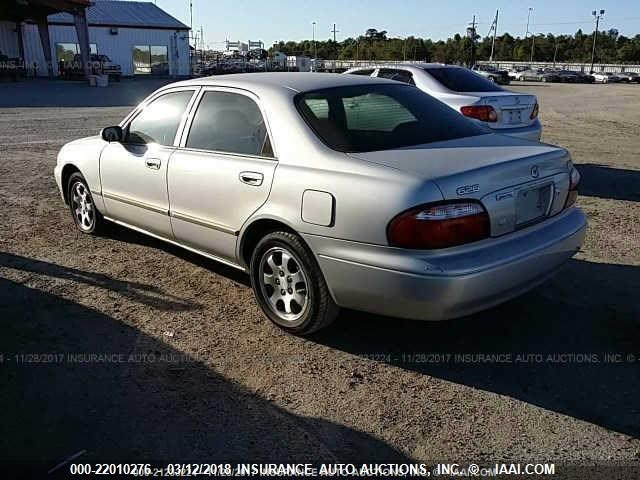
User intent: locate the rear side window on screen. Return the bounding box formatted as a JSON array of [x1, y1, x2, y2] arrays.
[[348, 69, 374, 76], [186, 91, 273, 157], [341, 94, 416, 131], [296, 84, 485, 153], [424, 67, 503, 92], [126, 90, 194, 145], [377, 69, 415, 85]]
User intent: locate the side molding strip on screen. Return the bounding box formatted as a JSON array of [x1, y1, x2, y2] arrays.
[[103, 191, 168, 215], [170, 210, 239, 236]]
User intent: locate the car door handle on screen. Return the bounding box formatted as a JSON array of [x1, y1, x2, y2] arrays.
[[145, 158, 161, 170], [239, 171, 263, 186]]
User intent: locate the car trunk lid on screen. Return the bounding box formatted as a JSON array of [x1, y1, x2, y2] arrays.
[[348, 134, 572, 236], [464, 91, 537, 130]]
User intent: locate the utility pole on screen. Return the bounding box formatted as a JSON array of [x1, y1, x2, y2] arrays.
[[467, 15, 477, 67], [553, 39, 559, 67], [530, 34, 535, 63], [525, 7, 532, 38], [489, 9, 499, 62], [590, 9, 605, 74], [331, 23, 339, 43]]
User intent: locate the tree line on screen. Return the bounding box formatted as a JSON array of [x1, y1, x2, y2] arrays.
[[269, 28, 640, 64]]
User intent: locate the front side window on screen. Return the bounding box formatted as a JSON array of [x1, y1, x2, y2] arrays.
[[186, 91, 273, 157], [424, 67, 503, 92], [126, 90, 194, 146], [296, 84, 485, 153]]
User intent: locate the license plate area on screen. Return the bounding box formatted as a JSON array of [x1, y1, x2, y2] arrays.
[[515, 183, 553, 227], [502, 108, 524, 125]]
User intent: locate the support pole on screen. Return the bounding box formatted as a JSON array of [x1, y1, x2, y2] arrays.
[[73, 8, 91, 79], [35, 16, 53, 78]]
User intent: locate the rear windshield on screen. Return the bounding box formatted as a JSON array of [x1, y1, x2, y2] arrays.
[[424, 67, 503, 92], [295, 84, 485, 153]]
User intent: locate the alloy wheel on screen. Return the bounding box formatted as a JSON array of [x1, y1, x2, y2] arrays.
[[70, 181, 95, 232], [258, 246, 309, 324]]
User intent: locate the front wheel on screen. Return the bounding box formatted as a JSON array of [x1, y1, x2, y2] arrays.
[[67, 172, 105, 234], [250, 231, 339, 335]]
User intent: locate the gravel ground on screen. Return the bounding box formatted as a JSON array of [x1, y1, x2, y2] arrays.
[[0, 79, 639, 476]]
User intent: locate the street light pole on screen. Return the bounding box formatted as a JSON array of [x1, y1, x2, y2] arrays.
[[590, 9, 605, 74], [525, 7, 532, 38], [312, 21, 317, 60]]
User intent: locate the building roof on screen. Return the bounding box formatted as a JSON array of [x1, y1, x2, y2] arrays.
[[48, 1, 189, 30]]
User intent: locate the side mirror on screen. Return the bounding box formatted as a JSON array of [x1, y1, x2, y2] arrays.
[[101, 125, 123, 142]]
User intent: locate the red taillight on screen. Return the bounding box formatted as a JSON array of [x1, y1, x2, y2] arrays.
[[460, 105, 497, 122], [388, 201, 490, 249], [564, 167, 580, 209], [530, 102, 539, 119]]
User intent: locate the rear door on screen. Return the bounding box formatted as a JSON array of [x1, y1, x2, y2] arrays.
[[168, 87, 277, 263]]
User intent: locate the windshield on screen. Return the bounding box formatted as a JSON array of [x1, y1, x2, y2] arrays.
[[295, 84, 485, 153], [423, 67, 503, 92]]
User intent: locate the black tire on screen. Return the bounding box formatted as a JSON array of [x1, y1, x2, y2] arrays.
[[67, 172, 105, 234], [250, 231, 339, 335]]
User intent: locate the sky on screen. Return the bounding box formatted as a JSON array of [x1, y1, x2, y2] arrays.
[[153, 0, 640, 49]]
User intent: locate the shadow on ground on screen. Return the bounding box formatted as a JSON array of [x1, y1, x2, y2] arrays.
[[0, 78, 173, 108], [77, 222, 640, 439], [576, 163, 640, 202], [312, 258, 640, 438], [0, 272, 410, 476]]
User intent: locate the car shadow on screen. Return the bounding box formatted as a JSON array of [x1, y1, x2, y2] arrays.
[[312, 258, 640, 439], [576, 164, 640, 202], [0, 276, 410, 477], [100, 223, 251, 287], [0, 252, 200, 311]]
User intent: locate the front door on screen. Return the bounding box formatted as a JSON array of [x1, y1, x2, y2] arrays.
[[100, 88, 196, 238], [168, 88, 277, 263]]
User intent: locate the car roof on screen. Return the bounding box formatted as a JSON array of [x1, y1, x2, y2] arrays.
[[348, 63, 453, 71], [166, 72, 399, 95]]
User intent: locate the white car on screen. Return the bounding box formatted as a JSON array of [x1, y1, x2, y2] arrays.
[[345, 63, 541, 141], [593, 72, 623, 83]]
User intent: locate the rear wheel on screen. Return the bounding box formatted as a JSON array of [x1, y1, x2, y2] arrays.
[[67, 172, 104, 234], [250, 231, 339, 335]]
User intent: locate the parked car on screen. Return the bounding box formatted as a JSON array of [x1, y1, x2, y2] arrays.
[[508, 66, 530, 80], [471, 64, 511, 84], [62, 53, 122, 81], [344, 63, 541, 141], [517, 69, 560, 82], [571, 71, 596, 83], [592, 72, 624, 83], [54, 73, 586, 334], [617, 71, 640, 83], [544, 69, 581, 83]]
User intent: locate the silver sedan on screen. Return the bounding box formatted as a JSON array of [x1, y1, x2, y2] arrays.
[[54, 73, 587, 334], [345, 63, 542, 141]]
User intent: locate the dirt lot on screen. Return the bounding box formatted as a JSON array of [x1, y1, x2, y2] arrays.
[[1, 79, 639, 475]]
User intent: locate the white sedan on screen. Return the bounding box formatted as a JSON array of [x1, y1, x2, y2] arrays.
[[345, 63, 541, 141]]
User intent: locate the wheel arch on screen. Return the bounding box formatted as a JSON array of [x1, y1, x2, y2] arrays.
[[61, 163, 82, 204], [238, 216, 300, 270]]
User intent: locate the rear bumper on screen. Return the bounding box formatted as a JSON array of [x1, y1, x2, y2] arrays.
[[492, 119, 542, 141], [304, 207, 587, 321]]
